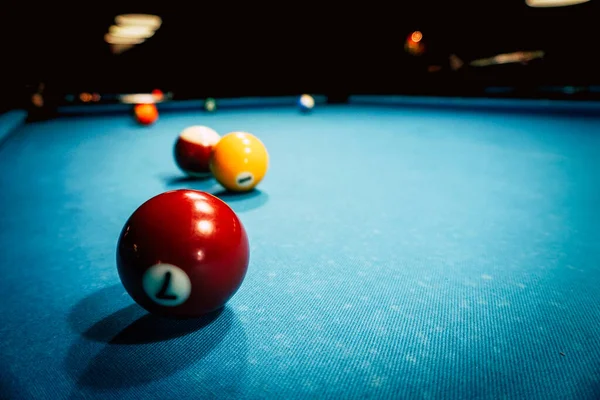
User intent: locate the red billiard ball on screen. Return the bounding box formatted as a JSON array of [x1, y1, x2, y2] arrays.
[[134, 103, 158, 125], [174, 126, 221, 177], [116, 189, 250, 318], [152, 89, 164, 101]]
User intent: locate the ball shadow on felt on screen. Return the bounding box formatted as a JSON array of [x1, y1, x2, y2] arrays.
[[65, 285, 248, 390], [159, 173, 269, 212], [211, 188, 269, 213], [68, 284, 143, 342], [162, 174, 218, 189]]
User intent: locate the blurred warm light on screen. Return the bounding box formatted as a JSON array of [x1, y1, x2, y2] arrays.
[[109, 24, 155, 39], [120, 93, 158, 104], [31, 94, 44, 107], [427, 65, 442, 73], [109, 44, 135, 54], [80, 93, 92, 102], [449, 54, 464, 71], [104, 33, 145, 45], [411, 31, 422, 43], [92, 93, 101, 102], [526, 0, 589, 6], [470, 50, 544, 67], [405, 39, 425, 56], [115, 14, 162, 29], [106, 14, 161, 55]]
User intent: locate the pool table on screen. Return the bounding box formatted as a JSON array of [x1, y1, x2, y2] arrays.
[[1, 95, 599, 399]]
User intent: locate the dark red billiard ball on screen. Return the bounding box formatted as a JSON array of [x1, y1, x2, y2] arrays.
[[116, 189, 250, 318], [174, 126, 221, 177]]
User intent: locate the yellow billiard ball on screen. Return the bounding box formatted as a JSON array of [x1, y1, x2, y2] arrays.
[[210, 132, 269, 192]]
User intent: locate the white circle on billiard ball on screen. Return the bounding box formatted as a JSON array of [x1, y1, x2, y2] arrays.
[[235, 172, 255, 188], [179, 125, 220, 146], [142, 263, 192, 306]]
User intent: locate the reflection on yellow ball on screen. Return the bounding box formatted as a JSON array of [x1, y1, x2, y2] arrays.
[[210, 132, 269, 192]]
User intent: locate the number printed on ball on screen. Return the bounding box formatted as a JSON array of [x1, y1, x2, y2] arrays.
[[236, 172, 254, 188], [142, 263, 192, 306]]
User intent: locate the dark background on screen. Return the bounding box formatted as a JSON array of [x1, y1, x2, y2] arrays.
[[2, 1, 599, 112]]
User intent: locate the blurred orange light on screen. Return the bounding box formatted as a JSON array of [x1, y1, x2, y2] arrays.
[[79, 93, 92, 102], [404, 40, 425, 56], [31, 94, 44, 107], [411, 31, 422, 43]]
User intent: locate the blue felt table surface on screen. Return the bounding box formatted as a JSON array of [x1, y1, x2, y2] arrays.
[[0, 103, 599, 399]]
